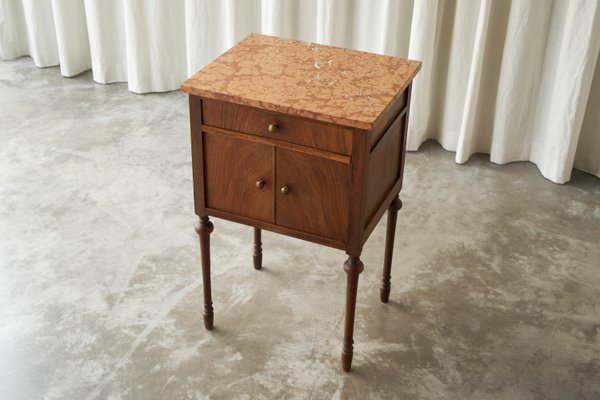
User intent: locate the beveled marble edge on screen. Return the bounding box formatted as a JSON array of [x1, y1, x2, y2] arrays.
[[181, 34, 422, 131], [181, 68, 419, 131]]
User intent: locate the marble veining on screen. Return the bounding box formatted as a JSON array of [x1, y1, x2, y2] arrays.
[[181, 33, 422, 130]]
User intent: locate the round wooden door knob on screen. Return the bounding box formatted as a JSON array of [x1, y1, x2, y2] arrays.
[[268, 123, 278, 133], [256, 179, 265, 189], [280, 186, 290, 195]]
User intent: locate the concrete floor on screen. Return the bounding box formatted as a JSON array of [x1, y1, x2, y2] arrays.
[[0, 57, 599, 400]]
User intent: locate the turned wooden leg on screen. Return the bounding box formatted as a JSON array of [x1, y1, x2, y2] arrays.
[[253, 227, 262, 270], [195, 216, 214, 330], [380, 195, 402, 303], [341, 256, 364, 372]]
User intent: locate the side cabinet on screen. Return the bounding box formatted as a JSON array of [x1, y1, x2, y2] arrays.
[[182, 32, 421, 373]]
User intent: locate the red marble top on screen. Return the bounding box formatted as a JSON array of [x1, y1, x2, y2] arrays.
[[181, 34, 421, 130]]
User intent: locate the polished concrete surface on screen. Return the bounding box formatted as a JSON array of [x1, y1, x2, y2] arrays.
[[1, 57, 599, 400]]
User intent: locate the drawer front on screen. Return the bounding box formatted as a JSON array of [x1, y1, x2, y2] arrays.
[[203, 132, 273, 222], [202, 99, 353, 156], [275, 148, 349, 241]]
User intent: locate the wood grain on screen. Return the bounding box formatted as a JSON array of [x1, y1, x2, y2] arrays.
[[345, 129, 370, 257], [202, 125, 350, 164], [364, 113, 405, 227], [206, 208, 346, 250], [203, 132, 273, 222], [203, 99, 353, 156], [276, 148, 350, 241], [363, 180, 402, 243]]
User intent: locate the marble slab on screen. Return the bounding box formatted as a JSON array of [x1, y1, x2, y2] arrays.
[[181, 34, 421, 130]]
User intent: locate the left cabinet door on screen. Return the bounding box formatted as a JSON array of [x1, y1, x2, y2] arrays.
[[203, 132, 273, 222]]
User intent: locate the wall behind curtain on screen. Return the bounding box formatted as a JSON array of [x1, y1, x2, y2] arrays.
[[0, 0, 598, 184]]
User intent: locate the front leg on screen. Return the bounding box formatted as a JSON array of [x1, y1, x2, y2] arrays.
[[341, 255, 364, 372], [195, 216, 214, 330]]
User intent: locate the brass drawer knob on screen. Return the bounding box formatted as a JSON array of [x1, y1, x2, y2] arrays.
[[267, 123, 278, 133], [280, 185, 290, 195], [256, 179, 265, 189]]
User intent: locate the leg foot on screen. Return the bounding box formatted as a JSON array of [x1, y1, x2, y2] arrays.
[[203, 313, 214, 331], [195, 216, 214, 330], [253, 227, 262, 270], [380, 195, 402, 303], [341, 256, 364, 372]]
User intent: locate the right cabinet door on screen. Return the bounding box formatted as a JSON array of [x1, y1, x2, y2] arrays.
[[275, 148, 350, 241]]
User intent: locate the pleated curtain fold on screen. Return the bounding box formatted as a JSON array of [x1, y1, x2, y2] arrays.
[[1, 0, 599, 183]]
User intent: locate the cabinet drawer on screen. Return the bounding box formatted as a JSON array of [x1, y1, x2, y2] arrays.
[[202, 99, 353, 156]]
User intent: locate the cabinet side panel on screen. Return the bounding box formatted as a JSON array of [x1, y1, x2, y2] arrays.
[[190, 95, 206, 216], [370, 89, 408, 149], [364, 113, 406, 227]]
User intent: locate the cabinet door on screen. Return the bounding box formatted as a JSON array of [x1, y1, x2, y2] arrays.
[[203, 132, 273, 222], [276, 148, 349, 241]]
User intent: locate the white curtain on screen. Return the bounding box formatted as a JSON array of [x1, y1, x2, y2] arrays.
[[1, 0, 599, 183]]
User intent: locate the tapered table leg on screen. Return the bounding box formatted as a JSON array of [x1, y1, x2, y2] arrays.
[[253, 227, 262, 270], [341, 255, 364, 372], [195, 216, 214, 330], [380, 195, 402, 303]]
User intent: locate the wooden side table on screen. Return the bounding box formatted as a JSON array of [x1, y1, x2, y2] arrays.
[[181, 34, 421, 372]]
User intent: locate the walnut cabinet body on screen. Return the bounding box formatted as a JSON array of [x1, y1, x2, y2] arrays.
[[189, 85, 411, 371]]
